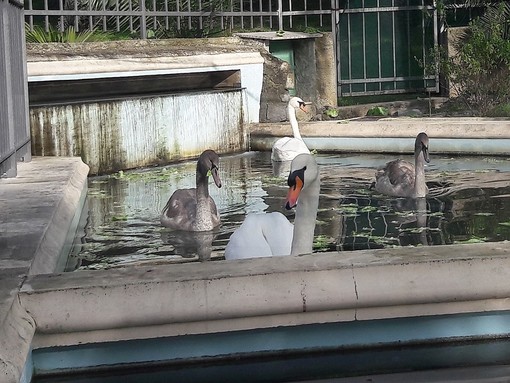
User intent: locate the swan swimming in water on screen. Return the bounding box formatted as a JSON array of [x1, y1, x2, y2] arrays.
[[271, 97, 311, 162], [373, 132, 430, 198], [224, 153, 320, 260], [160, 149, 222, 231]]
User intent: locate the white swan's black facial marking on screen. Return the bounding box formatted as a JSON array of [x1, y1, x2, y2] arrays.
[[288, 166, 306, 188], [297, 100, 307, 112], [286, 166, 307, 210]]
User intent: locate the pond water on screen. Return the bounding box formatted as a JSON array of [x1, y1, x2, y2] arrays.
[[68, 151, 510, 271]]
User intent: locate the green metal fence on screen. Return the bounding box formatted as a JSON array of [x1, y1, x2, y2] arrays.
[[335, 0, 439, 96], [24, 0, 443, 97], [24, 0, 332, 39]]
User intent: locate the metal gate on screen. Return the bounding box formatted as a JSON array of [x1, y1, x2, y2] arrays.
[[334, 0, 439, 97], [0, 0, 31, 177]]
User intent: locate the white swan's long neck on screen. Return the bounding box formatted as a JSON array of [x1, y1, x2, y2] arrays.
[[414, 151, 427, 198], [195, 171, 213, 231], [290, 176, 320, 256], [288, 104, 303, 140]]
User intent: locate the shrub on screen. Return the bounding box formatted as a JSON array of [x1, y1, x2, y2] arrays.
[[441, 3, 510, 116], [366, 106, 389, 117], [25, 24, 114, 43]]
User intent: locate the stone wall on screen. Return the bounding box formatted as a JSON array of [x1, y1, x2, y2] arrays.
[[258, 50, 293, 122], [26, 35, 338, 128], [259, 33, 337, 123]]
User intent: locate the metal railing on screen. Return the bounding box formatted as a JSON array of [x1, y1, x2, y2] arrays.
[[24, 0, 333, 39], [0, 0, 31, 178]]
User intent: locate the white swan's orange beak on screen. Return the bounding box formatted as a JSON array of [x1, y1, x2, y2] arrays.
[[299, 101, 312, 113], [285, 175, 304, 209]]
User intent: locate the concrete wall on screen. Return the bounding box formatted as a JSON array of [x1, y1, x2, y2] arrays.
[[0, 157, 89, 383], [30, 90, 248, 175], [271, 33, 337, 121], [237, 32, 337, 122], [27, 40, 265, 174], [295, 33, 338, 116]]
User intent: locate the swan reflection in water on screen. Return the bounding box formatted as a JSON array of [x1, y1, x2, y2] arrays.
[[334, 190, 454, 251], [160, 230, 214, 262], [389, 197, 430, 247], [272, 160, 292, 178]]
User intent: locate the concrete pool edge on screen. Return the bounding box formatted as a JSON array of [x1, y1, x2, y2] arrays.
[[250, 118, 510, 155], [20, 241, 510, 341], [0, 157, 89, 383], [18, 241, 510, 376]]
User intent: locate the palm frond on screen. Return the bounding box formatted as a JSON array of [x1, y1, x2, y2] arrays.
[[25, 23, 114, 42]]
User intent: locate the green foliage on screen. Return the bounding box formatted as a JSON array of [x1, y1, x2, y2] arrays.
[[313, 235, 334, 252], [486, 103, 510, 117], [303, 26, 322, 34], [25, 23, 114, 43], [325, 108, 339, 118], [366, 106, 389, 117], [436, 3, 510, 116], [338, 93, 427, 107]]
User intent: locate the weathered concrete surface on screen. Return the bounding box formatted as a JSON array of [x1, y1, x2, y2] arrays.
[[25, 37, 333, 125], [25, 38, 261, 60], [0, 157, 89, 275], [0, 157, 89, 383], [25, 39, 267, 175], [26, 40, 265, 126], [252, 118, 510, 138], [236, 31, 336, 118], [0, 288, 35, 383], [250, 118, 510, 155], [19, 241, 510, 349], [315, 33, 337, 109], [27, 51, 264, 78]]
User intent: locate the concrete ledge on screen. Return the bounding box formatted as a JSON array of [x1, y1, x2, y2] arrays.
[[250, 119, 510, 155], [252, 118, 510, 139], [0, 292, 35, 383], [0, 157, 89, 383], [27, 52, 264, 80], [20, 241, 510, 348], [27, 41, 264, 124]]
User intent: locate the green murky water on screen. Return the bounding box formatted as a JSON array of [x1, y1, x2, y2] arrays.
[[67, 151, 510, 270]]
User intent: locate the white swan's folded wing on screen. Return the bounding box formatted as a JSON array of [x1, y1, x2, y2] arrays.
[[224, 212, 293, 260]]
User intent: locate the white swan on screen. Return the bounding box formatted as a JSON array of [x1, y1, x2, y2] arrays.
[[160, 149, 222, 231], [373, 132, 430, 198], [224, 153, 320, 260], [271, 97, 311, 162]]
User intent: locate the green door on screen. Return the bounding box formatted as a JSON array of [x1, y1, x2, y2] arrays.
[[269, 40, 296, 96]]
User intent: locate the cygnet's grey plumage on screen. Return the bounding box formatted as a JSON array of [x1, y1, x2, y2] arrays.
[[160, 149, 221, 231], [374, 132, 430, 198]]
